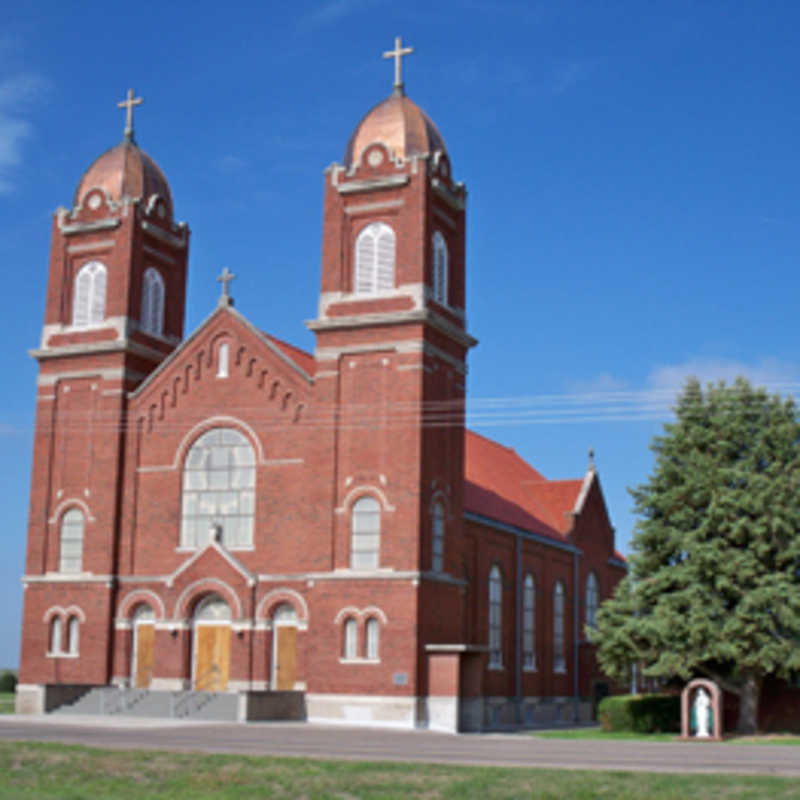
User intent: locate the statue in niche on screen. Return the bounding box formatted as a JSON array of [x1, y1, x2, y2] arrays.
[[693, 687, 712, 738]]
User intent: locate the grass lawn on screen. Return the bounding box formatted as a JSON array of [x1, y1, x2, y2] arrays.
[[1, 741, 799, 800], [0, 693, 14, 714], [534, 728, 800, 746]]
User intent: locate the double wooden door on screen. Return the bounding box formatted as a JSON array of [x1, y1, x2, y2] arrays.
[[194, 624, 231, 690]]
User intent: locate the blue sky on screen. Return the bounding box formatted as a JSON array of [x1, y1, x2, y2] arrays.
[[2, 0, 799, 668]]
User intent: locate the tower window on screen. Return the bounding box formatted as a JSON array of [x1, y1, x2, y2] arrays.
[[354, 222, 395, 294], [59, 508, 85, 573], [350, 496, 381, 569], [488, 565, 502, 668], [73, 261, 107, 327], [432, 231, 448, 305], [141, 267, 165, 336], [181, 427, 256, 549], [432, 502, 445, 572]]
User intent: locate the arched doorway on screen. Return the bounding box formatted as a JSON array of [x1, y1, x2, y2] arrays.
[[131, 604, 155, 688], [271, 603, 298, 691], [192, 594, 231, 691]]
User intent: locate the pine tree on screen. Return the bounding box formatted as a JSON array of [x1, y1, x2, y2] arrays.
[[593, 377, 800, 733]]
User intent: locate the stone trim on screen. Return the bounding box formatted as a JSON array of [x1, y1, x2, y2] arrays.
[[336, 175, 409, 194]]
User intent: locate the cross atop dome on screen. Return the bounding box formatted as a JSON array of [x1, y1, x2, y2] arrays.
[[117, 88, 143, 143], [383, 36, 414, 96]]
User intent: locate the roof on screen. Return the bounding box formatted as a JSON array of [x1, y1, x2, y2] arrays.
[[74, 139, 173, 216], [464, 430, 584, 541], [260, 332, 316, 376], [344, 93, 447, 168]]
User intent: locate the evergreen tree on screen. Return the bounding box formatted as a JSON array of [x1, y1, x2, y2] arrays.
[[593, 377, 800, 733]]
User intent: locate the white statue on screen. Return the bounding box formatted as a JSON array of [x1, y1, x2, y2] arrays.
[[693, 688, 711, 738]]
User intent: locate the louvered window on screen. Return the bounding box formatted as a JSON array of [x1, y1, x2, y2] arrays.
[[554, 581, 566, 673], [141, 267, 165, 336], [73, 261, 107, 326], [523, 574, 536, 669], [354, 222, 395, 294], [181, 428, 256, 549], [59, 508, 85, 573], [488, 565, 502, 667], [432, 502, 445, 572], [350, 496, 380, 569], [432, 231, 448, 305]]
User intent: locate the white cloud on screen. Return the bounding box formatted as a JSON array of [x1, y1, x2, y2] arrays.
[[298, 0, 382, 30], [0, 72, 47, 194]]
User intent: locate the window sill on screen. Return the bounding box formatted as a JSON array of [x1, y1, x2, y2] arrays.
[[487, 663, 504, 671], [523, 665, 538, 673], [47, 652, 79, 659], [553, 666, 567, 674], [175, 546, 255, 552], [339, 658, 380, 665]]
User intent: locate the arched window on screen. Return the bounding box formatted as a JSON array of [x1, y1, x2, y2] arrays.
[[585, 572, 599, 630], [49, 617, 62, 654], [488, 565, 502, 668], [365, 617, 380, 660], [523, 574, 536, 670], [217, 342, 229, 378], [343, 618, 358, 660], [59, 508, 85, 573], [141, 267, 165, 336], [432, 231, 448, 305], [73, 261, 107, 326], [350, 496, 380, 569], [354, 222, 395, 294], [432, 502, 445, 573], [67, 616, 80, 655], [181, 427, 256, 549], [553, 580, 566, 673]]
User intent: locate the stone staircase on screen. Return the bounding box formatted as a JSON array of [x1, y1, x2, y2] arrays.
[[52, 687, 240, 721]]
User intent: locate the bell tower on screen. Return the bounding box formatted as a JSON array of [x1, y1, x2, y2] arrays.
[[19, 91, 190, 691], [308, 40, 476, 660]]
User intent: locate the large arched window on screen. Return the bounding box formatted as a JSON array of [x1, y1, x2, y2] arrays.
[[350, 496, 380, 569], [488, 565, 503, 668], [181, 427, 256, 549], [59, 508, 85, 573], [432, 231, 448, 305], [354, 222, 395, 294], [553, 580, 566, 673], [523, 573, 536, 670], [585, 572, 599, 630], [431, 502, 445, 573], [141, 267, 165, 336], [73, 261, 107, 326]]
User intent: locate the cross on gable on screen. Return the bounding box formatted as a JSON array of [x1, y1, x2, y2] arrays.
[[217, 267, 236, 307], [383, 36, 414, 96], [117, 88, 143, 142]]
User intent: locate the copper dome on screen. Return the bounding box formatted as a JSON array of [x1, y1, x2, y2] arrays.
[[74, 139, 173, 216], [344, 93, 447, 168]]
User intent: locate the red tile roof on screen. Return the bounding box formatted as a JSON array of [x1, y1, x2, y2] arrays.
[[464, 430, 583, 541], [261, 332, 316, 376]]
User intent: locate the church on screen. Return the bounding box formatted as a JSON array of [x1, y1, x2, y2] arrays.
[[15, 41, 626, 731]]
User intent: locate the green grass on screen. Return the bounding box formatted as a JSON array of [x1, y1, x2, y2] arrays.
[[1, 741, 799, 799], [0, 693, 14, 715]]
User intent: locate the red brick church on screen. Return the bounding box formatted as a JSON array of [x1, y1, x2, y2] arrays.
[[16, 42, 626, 730]]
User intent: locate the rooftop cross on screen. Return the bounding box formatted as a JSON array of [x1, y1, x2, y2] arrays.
[[383, 36, 414, 96], [217, 267, 236, 307], [117, 88, 143, 142]]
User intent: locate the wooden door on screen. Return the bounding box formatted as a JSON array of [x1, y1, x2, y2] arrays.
[[134, 623, 155, 688], [274, 626, 297, 690], [194, 625, 230, 690]]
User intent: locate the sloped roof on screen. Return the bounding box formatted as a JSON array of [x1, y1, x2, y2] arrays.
[[261, 332, 316, 376], [464, 430, 583, 541]]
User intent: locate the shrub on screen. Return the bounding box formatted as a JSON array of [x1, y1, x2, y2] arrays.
[[0, 671, 17, 693], [598, 694, 679, 733]]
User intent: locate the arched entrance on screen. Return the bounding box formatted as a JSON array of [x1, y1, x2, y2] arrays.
[[131, 604, 155, 688], [271, 603, 298, 691], [192, 594, 231, 691]]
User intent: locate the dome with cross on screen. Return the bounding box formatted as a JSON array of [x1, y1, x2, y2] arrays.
[[343, 36, 447, 169], [73, 89, 173, 217]]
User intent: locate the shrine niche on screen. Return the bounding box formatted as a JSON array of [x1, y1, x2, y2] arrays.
[[681, 678, 723, 741]]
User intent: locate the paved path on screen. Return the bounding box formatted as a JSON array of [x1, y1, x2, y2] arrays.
[[1, 716, 798, 777]]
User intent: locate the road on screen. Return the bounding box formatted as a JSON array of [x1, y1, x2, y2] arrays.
[[1, 716, 798, 777]]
